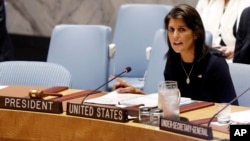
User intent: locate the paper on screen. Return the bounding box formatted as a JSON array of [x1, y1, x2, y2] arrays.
[[180, 97, 197, 106], [85, 91, 146, 106], [118, 93, 157, 107], [85, 91, 120, 105], [85, 91, 195, 108], [0, 85, 8, 90], [230, 110, 250, 124]]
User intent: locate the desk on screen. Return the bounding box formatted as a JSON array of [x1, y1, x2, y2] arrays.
[[0, 86, 249, 141]]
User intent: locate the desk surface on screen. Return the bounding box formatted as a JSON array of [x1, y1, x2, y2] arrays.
[[0, 86, 249, 141]]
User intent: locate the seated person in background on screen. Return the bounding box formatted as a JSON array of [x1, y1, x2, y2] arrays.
[[0, 0, 14, 61], [113, 4, 238, 105], [196, 0, 250, 61], [233, 6, 250, 64]]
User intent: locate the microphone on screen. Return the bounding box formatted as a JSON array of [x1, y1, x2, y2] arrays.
[[207, 87, 250, 127], [81, 66, 132, 104]]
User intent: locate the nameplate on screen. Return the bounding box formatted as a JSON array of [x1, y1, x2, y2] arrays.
[[0, 96, 63, 114], [160, 117, 213, 140], [66, 102, 129, 122]]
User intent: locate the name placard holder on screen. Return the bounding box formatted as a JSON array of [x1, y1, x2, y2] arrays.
[[66, 102, 129, 123], [160, 117, 213, 140], [0, 96, 63, 114]]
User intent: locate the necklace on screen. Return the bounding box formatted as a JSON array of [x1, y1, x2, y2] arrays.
[[181, 60, 194, 84]]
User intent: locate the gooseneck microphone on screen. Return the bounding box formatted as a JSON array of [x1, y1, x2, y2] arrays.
[[81, 66, 132, 104], [207, 87, 250, 127]]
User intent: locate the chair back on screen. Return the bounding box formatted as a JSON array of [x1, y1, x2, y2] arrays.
[[0, 61, 72, 87], [47, 24, 112, 90], [109, 4, 173, 90], [205, 31, 213, 47], [228, 63, 250, 107], [143, 29, 168, 94], [110, 4, 172, 77]]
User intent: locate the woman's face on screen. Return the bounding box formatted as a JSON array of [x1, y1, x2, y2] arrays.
[[167, 18, 197, 56]]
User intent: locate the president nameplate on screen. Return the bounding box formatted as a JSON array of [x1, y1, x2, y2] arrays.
[[160, 117, 213, 140], [0, 96, 63, 114], [66, 102, 129, 122]]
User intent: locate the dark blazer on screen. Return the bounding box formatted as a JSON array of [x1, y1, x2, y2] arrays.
[[233, 6, 250, 64], [164, 52, 238, 105], [0, 0, 14, 61]]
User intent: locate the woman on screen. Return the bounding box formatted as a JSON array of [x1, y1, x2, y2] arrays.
[[113, 4, 238, 105], [233, 6, 250, 64], [196, 0, 250, 61]]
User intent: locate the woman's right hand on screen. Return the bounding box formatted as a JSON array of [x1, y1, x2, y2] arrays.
[[112, 76, 145, 94]]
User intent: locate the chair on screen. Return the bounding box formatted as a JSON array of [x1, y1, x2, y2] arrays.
[[205, 30, 213, 47], [228, 62, 250, 107], [2, 1, 7, 27], [47, 24, 112, 91], [0, 61, 72, 87], [108, 4, 173, 90], [143, 29, 168, 94]]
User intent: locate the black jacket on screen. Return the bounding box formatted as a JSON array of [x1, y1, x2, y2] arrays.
[[0, 0, 14, 61], [164, 52, 238, 105], [233, 6, 250, 64]]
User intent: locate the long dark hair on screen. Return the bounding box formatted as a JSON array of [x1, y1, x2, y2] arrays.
[[164, 4, 208, 64]]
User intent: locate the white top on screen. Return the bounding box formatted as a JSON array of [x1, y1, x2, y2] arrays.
[[196, 0, 250, 47]]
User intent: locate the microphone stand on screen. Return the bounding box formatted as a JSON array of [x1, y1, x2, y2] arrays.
[[81, 67, 131, 104], [207, 87, 250, 127]]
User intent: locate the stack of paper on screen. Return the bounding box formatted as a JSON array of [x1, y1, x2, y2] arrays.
[[85, 91, 195, 108], [231, 110, 250, 124], [0, 85, 8, 90]]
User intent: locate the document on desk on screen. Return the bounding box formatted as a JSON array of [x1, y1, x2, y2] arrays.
[[0, 85, 8, 90], [85, 91, 148, 106], [85, 91, 195, 107], [231, 110, 250, 124]]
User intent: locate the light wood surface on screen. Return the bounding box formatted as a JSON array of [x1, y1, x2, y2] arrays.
[[0, 86, 249, 141]]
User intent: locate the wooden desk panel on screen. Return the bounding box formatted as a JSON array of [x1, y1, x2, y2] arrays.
[[0, 86, 249, 141], [0, 108, 229, 141], [0, 85, 45, 97]]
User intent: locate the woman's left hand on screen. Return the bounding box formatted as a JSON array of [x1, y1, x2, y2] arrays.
[[218, 46, 234, 59]]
